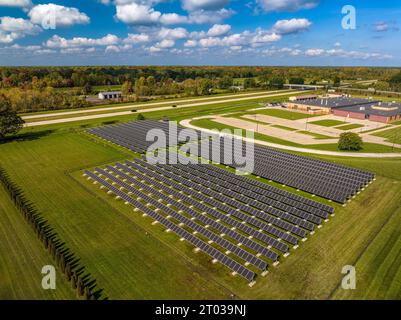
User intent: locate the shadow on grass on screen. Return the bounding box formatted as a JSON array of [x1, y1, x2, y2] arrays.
[[0, 130, 54, 145]]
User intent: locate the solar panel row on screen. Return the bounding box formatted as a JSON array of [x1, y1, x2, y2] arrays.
[[88, 120, 374, 203], [120, 161, 290, 253], [176, 164, 322, 226], [190, 137, 375, 203], [88, 120, 200, 154], [108, 164, 279, 262], [96, 167, 268, 271], [128, 159, 298, 247], [85, 170, 255, 282]]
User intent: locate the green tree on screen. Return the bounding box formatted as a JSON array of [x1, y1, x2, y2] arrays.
[[333, 76, 341, 86], [244, 78, 256, 89], [338, 132, 363, 151], [196, 78, 213, 95], [137, 113, 145, 121], [289, 77, 305, 85], [0, 96, 24, 140], [218, 76, 233, 89], [269, 77, 285, 89], [82, 83, 92, 95], [121, 81, 133, 96]]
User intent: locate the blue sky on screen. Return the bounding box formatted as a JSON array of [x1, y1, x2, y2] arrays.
[[0, 0, 400, 66]]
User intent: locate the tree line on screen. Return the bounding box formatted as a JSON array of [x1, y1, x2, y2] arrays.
[[1, 66, 398, 89], [0, 168, 107, 300]]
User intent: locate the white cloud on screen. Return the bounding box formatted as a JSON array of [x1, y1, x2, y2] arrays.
[[187, 8, 234, 24], [159, 13, 188, 25], [199, 37, 222, 47], [29, 4, 90, 28], [0, 16, 40, 34], [148, 46, 162, 53], [305, 48, 324, 56], [207, 24, 231, 37], [302, 48, 392, 60], [272, 18, 311, 34], [251, 30, 281, 44], [156, 39, 175, 48], [157, 27, 188, 40], [105, 45, 121, 53], [123, 33, 150, 44], [46, 34, 119, 48], [0, 16, 41, 43], [257, 0, 319, 12], [182, 0, 229, 12], [184, 39, 197, 47], [116, 3, 161, 25], [0, 0, 32, 8]]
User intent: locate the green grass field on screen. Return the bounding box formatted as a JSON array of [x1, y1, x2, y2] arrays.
[[271, 124, 299, 131], [310, 120, 348, 127], [374, 126, 401, 145], [0, 186, 75, 300], [297, 131, 334, 140], [190, 118, 401, 153], [246, 109, 315, 120], [336, 124, 365, 131], [1, 91, 401, 300]]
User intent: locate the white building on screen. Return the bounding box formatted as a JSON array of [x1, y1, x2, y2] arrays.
[[98, 91, 122, 100]]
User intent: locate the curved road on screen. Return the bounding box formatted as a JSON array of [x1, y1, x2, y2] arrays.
[[180, 118, 401, 159]]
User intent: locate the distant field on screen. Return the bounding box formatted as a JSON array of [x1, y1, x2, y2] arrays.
[[310, 120, 348, 127]]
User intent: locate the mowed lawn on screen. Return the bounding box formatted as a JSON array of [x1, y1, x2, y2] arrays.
[[310, 119, 348, 127], [0, 132, 231, 299], [248, 109, 315, 120], [1, 108, 401, 299], [0, 186, 75, 299], [237, 176, 401, 299], [332, 207, 401, 299], [374, 126, 401, 145], [190, 118, 401, 153]]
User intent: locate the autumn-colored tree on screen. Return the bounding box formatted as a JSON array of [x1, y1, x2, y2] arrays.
[[0, 95, 24, 140]]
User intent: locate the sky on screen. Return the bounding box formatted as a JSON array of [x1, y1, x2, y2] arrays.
[[0, 0, 400, 66]]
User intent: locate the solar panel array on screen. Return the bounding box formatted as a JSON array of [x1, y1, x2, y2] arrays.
[[85, 158, 334, 283], [190, 137, 375, 203], [87, 120, 201, 153], [88, 120, 375, 203]]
